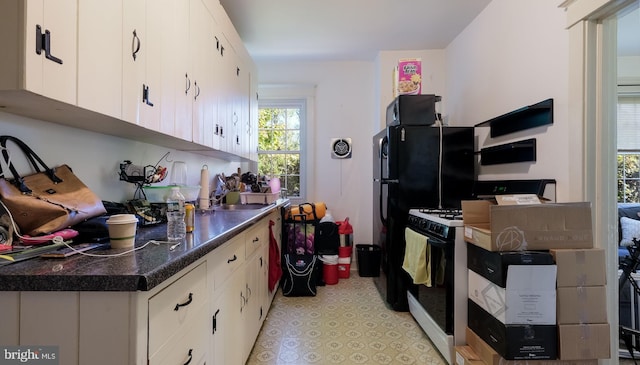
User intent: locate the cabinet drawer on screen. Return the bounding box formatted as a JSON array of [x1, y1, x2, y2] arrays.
[[245, 222, 266, 259], [213, 235, 245, 290], [149, 306, 208, 365], [149, 263, 207, 357]]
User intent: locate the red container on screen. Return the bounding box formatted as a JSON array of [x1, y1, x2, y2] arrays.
[[338, 257, 351, 279], [338, 246, 352, 258], [323, 263, 339, 285]]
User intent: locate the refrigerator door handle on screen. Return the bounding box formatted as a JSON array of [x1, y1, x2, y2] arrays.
[[380, 179, 398, 184]]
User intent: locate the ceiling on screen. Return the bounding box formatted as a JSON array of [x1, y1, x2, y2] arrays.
[[218, 0, 492, 62], [219, 1, 639, 62]]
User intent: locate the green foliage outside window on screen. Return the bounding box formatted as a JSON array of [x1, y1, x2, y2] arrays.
[[258, 106, 302, 198], [618, 154, 640, 203]]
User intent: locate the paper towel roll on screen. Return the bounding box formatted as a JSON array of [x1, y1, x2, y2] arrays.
[[199, 165, 210, 209]]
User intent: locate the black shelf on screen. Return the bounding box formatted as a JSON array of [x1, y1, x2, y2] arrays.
[[475, 98, 553, 137], [479, 138, 536, 165]]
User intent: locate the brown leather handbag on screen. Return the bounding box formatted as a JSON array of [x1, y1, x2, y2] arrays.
[[0, 136, 106, 236]]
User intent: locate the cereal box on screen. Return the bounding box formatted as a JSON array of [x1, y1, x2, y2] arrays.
[[396, 58, 422, 96]]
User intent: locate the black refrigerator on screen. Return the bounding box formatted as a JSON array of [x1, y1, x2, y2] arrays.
[[372, 123, 474, 311]]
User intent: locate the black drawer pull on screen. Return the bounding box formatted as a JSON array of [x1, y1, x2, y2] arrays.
[[174, 292, 193, 311], [227, 254, 237, 264], [252, 237, 259, 243]]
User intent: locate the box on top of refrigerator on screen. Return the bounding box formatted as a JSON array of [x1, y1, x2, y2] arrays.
[[395, 58, 422, 96]]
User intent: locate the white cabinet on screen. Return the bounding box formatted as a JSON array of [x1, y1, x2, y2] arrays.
[[1, 0, 259, 162], [122, 0, 161, 128], [0, 212, 278, 365], [0, 0, 77, 105], [209, 216, 274, 365], [210, 234, 248, 365], [77, 0, 123, 119], [191, 0, 220, 148]]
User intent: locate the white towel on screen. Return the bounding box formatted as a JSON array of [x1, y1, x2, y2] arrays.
[[403, 228, 431, 286]]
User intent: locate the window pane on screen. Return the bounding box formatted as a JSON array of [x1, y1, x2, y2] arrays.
[[258, 101, 304, 199]]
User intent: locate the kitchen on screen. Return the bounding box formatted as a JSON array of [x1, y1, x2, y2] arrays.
[[0, 0, 636, 364]]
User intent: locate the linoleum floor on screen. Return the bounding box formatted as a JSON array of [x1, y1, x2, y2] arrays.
[[246, 274, 447, 365]]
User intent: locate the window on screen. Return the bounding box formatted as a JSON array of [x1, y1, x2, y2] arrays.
[[617, 93, 640, 202], [258, 100, 305, 199]]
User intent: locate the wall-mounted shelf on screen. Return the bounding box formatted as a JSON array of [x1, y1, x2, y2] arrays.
[[475, 98, 553, 137], [479, 138, 537, 165]]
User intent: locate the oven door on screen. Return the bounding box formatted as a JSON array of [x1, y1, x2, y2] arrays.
[[406, 228, 454, 335]]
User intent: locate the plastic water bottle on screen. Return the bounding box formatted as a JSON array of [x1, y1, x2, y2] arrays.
[[166, 186, 186, 241]]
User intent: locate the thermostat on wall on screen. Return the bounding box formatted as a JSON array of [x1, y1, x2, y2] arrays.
[[331, 138, 352, 159]]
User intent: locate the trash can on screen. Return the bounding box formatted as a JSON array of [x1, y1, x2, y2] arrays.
[[356, 244, 381, 277]]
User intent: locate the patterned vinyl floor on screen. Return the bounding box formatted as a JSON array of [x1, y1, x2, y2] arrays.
[[246, 274, 447, 365]]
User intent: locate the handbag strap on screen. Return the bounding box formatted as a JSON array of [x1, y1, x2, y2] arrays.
[[0, 136, 63, 193], [299, 203, 318, 221]]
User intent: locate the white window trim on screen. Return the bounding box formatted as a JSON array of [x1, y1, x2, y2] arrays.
[[561, 0, 638, 359], [258, 84, 316, 205]]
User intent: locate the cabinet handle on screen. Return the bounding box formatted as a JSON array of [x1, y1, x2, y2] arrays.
[[43, 29, 63, 64], [212, 308, 220, 334], [174, 292, 193, 311], [185, 73, 191, 95], [220, 45, 224, 57], [142, 84, 154, 106], [252, 237, 259, 243], [35, 25, 43, 55], [227, 254, 237, 264], [131, 29, 141, 61], [240, 291, 246, 312], [246, 283, 251, 302], [35, 25, 63, 64], [183, 349, 193, 365], [236, 67, 240, 77], [194, 82, 200, 101], [215, 36, 219, 50]]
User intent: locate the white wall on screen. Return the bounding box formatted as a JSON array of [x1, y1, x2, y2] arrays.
[[446, 0, 570, 199], [0, 112, 240, 203], [257, 61, 375, 245]]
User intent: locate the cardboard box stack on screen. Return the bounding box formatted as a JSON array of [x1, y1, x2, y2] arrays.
[[551, 248, 610, 360], [459, 196, 610, 364]]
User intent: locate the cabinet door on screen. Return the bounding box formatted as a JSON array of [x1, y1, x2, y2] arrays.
[[77, 0, 123, 119], [190, 0, 215, 146], [24, 0, 77, 105], [122, 0, 147, 125], [244, 249, 266, 361], [248, 69, 259, 161], [211, 266, 246, 365]]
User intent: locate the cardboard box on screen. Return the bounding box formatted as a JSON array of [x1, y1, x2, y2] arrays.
[[467, 299, 557, 360], [467, 266, 557, 325], [550, 248, 606, 287], [465, 327, 598, 365], [396, 58, 422, 96], [462, 200, 593, 251], [454, 346, 484, 365], [557, 324, 611, 360], [467, 242, 554, 287], [557, 286, 607, 324]]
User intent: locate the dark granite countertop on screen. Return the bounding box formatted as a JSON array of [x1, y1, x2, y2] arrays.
[[0, 201, 287, 292]]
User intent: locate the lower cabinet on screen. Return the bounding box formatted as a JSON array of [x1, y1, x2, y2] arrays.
[[209, 214, 273, 365], [0, 214, 278, 365]]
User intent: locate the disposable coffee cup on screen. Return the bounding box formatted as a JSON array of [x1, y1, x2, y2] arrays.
[[106, 214, 138, 249]]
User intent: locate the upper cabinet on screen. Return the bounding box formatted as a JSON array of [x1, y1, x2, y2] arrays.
[[78, 0, 122, 119], [0, 0, 258, 162], [0, 0, 77, 104]]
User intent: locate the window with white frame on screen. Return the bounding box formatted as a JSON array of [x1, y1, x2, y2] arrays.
[[617, 90, 640, 202], [257, 99, 305, 199]]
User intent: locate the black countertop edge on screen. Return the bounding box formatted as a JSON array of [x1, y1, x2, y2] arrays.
[[0, 201, 288, 292]]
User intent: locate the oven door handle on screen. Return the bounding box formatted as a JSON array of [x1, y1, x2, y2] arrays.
[[406, 227, 448, 248]]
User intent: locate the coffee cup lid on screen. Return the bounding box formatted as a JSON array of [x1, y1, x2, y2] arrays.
[[106, 214, 138, 224]]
